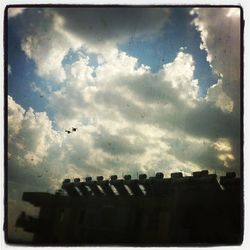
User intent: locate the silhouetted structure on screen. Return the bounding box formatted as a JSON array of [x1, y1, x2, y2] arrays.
[[15, 170, 243, 246]]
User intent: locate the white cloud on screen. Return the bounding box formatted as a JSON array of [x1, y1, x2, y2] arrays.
[[13, 46, 237, 184], [20, 8, 169, 83], [21, 11, 82, 82], [69, 56, 94, 83], [95, 48, 150, 81], [161, 51, 199, 106], [30, 81, 45, 97], [8, 8, 26, 18], [191, 7, 241, 112], [8, 96, 59, 167], [206, 79, 234, 112], [8, 96, 25, 139], [190, 7, 241, 173], [213, 138, 235, 168]]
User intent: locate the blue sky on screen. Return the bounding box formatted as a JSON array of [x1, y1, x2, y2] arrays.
[[8, 16, 59, 120], [7, 7, 241, 241]]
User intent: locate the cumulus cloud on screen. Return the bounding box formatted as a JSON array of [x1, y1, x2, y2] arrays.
[[8, 96, 59, 167], [20, 10, 82, 82], [190, 7, 241, 174], [161, 51, 199, 105], [20, 8, 169, 83], [9, 7, 241, 188], [8, 47, 239, 189], [206, 79, 234, 112], [191, 8, 240, 78], [191, 7, 241, 112]]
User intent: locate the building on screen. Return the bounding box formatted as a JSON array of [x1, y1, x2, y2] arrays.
[[15, 170, 243, 246]]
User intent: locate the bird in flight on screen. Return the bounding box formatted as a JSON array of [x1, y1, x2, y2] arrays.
[[65, 127, 77, 134]]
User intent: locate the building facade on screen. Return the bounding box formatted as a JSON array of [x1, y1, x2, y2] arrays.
[[15, 170, 242, 245]]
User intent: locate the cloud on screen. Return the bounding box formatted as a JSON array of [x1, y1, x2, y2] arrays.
[[20, 8, 169, 83], [167, 137, 225, 172], [52, 8, 170, 48], [161, 51, 199, 105], [46, 47, 239, 172], [183, 102, 239, 139], [8, 95, 60, 168], [190, 7, 241, 174], [20, 10, 82, 82], [206, 79, 234, 112], [191, 7, 241, 112], [191, 8, 240, 78], [30, 81, 45, 97], [9, 9, 241, 184], [8, 8, 26, 18], [9, 48, 239, 184], [93, 128, 145, 156]]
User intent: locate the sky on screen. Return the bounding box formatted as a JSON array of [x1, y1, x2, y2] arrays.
[[6, 6, 241, 241]]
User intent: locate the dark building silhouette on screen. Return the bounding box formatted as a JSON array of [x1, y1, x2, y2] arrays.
[[14, 170, 243, 246]]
